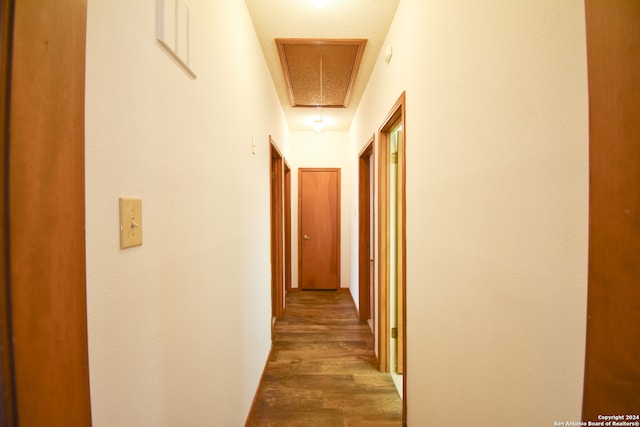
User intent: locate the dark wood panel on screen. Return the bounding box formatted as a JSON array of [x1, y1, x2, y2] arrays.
[[276, 39, 367, 107], [271, 140, 285, 318], [284, 163, 292, 292], [0, 0, 16, 425], [358, 139, 373, 322], [246, 290, 402, 426], [9, 0, 91, 425], [583, 0, 640, 420], [299, 169, 340, 290]]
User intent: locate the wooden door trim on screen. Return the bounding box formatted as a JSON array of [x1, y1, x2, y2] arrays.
[[284, 161, 292, 293], [358, 136, 374, 322], [1, 0, 17, 424], [582, 1, 640, 419], [298, 168, 341, 290], [270, 137, 285, 318], [377, 92, 407, 424]]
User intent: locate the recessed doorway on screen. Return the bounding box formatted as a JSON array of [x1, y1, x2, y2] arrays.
[[270, 138, 285, 318], [298, 168, 341, 290], [359, 137, 375, 331], [377, 92, 407, 422]]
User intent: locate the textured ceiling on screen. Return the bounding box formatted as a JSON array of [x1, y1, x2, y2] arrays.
[[245, 0, 400, 131]]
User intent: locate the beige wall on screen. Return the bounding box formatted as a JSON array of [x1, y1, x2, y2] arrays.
[[288, 130, 352, 289], [84, 0, 287, 425], [349, 0, 589, 424]]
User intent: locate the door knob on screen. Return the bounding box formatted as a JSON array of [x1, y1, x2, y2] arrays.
[[303, 234, 311, 240]]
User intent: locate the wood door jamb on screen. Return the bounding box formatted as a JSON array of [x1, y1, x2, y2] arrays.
[[377, 92, 407, 425]]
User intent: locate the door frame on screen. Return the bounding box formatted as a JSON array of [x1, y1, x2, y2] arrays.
[[270, 137, 285, 318], [284, 161, 292, 293], [377, 92, 407, 423], [358, 137, 374, 323], [298, 168, 341, 290]]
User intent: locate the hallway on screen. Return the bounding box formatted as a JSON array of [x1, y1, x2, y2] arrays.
[[247, 291, 402, 426], [0, 0, 601, 425]]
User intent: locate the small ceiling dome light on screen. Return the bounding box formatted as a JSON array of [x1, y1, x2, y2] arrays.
[[311, 0, 329, 8], [314, 118, 324, 133]]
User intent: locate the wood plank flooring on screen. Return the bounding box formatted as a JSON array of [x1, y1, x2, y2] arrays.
[[247, 290, 402, 427]]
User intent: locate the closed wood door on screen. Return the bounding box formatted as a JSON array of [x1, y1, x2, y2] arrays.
[[299, 168, 340, 290], [2, 0, 92, 425], [583, 0, 640, 419]]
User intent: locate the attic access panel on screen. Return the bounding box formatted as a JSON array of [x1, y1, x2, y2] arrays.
[[276, 38, 367, 108]]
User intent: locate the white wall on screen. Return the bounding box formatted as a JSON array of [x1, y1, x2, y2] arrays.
[[349, 0, 589, 425], [288, 130, 352, 289], [85, 1, 287, 425]]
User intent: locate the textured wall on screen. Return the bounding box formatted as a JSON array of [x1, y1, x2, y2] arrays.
[[349, 0, 589, 424], [85, 0, 287, 425]]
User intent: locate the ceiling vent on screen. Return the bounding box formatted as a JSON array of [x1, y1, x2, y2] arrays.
[[276, 38, 367, 108]]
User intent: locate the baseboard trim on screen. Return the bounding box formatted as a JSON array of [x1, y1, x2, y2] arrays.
[[244, 345, 273, 427], [341, 287, 361, 319]]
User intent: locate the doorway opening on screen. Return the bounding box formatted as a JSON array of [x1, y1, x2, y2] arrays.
[[358, 137, 375, 332], [284, 162, 292, 293], [298, 168, 341, 290], [377, 92, 407, 420], [388, 120, 403, 395], [270, 138, 285, 320]]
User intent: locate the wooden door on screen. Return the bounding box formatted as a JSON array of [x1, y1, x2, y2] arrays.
[[270, 140, 285, 317], [284, 163, 292, 292], [2, 0, 92, 425], [298, 168, 340, 290], [1, 0, 15, 423], [582, 0, 640, 419], [359, 139, 374, 323]]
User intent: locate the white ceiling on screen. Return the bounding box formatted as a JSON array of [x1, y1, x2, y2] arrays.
[[245, 0, 400, 132]]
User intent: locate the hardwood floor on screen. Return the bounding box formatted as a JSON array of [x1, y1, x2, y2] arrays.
[[247, 290, 402, 427]]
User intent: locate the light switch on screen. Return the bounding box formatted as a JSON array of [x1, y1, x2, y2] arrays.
[[120, 197, 142, 249]]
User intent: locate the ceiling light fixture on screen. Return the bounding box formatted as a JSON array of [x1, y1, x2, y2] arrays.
[[314, 52, 324, 133], [311, 0, 329, 9]]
